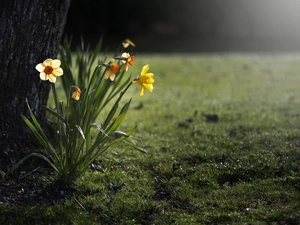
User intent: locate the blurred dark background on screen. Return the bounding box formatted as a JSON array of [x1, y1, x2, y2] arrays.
[[64, 0, 300, 53]]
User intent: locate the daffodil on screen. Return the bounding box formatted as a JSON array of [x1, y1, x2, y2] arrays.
[[35, 58, 63, 83], [122, 39, 135, 48], [120, 52, 134, 72], [99, 59, 120, 81], [133, 64, 154, 96], [71, 86, 81, 100]]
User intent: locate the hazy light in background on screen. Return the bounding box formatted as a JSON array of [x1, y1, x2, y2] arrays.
[[175, 0, 300, 51]]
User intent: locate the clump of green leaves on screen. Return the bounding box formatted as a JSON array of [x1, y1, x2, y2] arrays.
[[8, 38, 148, 184]]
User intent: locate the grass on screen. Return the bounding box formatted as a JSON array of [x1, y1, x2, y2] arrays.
[[2, 53, 300, 224]]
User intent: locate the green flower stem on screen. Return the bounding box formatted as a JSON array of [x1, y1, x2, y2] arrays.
[[51, 83, 59, 113]]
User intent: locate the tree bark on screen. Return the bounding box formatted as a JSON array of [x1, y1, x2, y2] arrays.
[[0, 0, 70, 167]]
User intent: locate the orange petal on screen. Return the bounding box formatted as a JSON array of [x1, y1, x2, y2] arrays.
[[128, 56, 135, 66], [110, 64, 120, 74]]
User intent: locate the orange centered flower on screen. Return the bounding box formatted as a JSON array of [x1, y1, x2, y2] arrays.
[[71, 86, 81, 100], [44, 66, 54, 74], [100, 59, 120, 81], [35, 58, 63, 83], [121, 52, 134, 72]]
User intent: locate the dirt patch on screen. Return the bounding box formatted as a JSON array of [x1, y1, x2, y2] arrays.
[[0, 159, 76, 206]]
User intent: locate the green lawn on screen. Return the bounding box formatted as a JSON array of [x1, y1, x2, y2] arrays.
[[2, 54, 300, 224]]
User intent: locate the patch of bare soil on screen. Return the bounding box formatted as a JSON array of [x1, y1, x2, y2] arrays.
[[0, 156, 75, 207]]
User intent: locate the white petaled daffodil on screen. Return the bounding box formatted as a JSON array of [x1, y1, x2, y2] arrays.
[[120, 52, 134, 72], [35, 58, 63, 83], [99, 58, 120, 81]]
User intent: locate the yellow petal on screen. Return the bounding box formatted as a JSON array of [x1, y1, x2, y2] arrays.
[[139, 86, 145, 96], [139, 74, 154, 84], [147, 73, 154, 78], [143, 83, 153, 92], [148, 76, 155, 83], [141, 65, 149, 75]]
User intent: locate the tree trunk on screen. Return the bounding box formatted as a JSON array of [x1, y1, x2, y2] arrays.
[[0, 0, 70, 167]]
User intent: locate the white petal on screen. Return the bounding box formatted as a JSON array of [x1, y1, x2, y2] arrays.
[[110, 73, 115, 81], [48, 75, 56, 83], [53, 67, 63, 76], [122, 64, 128, 72], [35, 63, 45, 72], [43, 58, 53, 66], [39, 73, 48, 81], [51, 59, 61, 68], [121, 52, 130, 58]]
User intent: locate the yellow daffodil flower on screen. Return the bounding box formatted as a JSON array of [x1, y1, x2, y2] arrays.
[[120, 52, 134, 72], [71, 86, 81, 100], [35, 58, 63, 83], [99, 59, 120, 81], [133, 64, 154, 96], [122, 39, 136, 48]]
